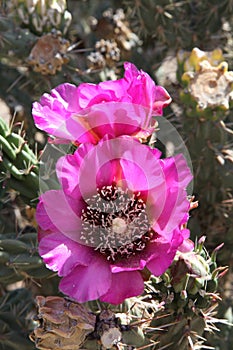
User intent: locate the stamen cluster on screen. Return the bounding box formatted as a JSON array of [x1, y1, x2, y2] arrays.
[[80, 185, 152, 261]]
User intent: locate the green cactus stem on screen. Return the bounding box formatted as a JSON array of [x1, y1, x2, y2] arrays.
[[0, 117, 40, 205], [146, 237, 228, 349]]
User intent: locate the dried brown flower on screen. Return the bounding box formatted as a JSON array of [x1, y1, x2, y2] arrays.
[[27, 31, 70, 75], [88, 8, 141, 71], [101, 8, 140, 51], [30, 296, 96, 350]]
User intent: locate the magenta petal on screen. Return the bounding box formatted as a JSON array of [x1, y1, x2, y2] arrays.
[[146, 231, 184, 276], [77, 82, 120, 108], [118, 140, 163, 192], [124, 62, 172, 115], [178, 238, 194, 252], [36, 199, 57, 231], [77, 136, 164, 201], [32, 83, 86, 141], [56, 136, 163, 203], [151, 154, 193, 234], [48, 83, 80, 111], [146, 252, 175, 276], [95, 159, 120, 190], [38, 190, 82, 243], [56, 141, 102, 200], [100, 271, 144, 304], [111, 254, 147, 273], [153, 86, 172, 115], [71, 102, 154, 144], [39, 231, 93, 276], [33, 63, 171, 144], [59, 255, 111, 302], [33, 104, 83, 141], [153, 187, 190, 235], [146, 245, 176, 275], [56, 147, 93, 202], [119, 156, 164, 194]]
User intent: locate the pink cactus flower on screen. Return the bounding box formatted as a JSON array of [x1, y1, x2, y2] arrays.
[[36, 136, 192, 304], [32, 62, 171, 144]]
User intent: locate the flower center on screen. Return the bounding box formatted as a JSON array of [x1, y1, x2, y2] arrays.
[[80, 185, 153, 261]]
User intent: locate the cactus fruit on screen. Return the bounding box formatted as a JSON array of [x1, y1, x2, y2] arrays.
[[182, 59, 233, 112], [177, 47, 225, 76]]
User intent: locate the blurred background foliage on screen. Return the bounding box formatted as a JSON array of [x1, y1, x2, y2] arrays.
[[0, 0, 233, 349]]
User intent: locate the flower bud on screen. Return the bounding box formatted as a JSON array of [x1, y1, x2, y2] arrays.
[[171, 252, 210, 294]]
